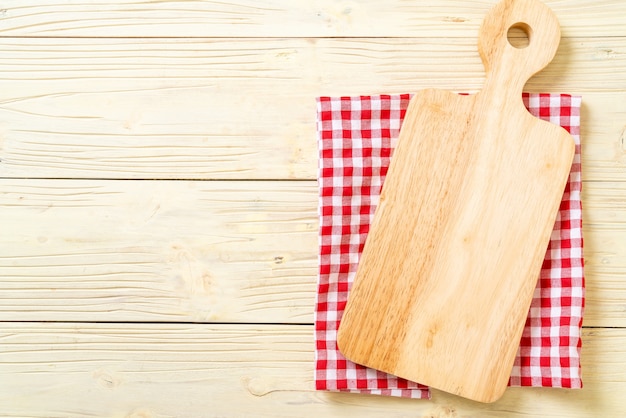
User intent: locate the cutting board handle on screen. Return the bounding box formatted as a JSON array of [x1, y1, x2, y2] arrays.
[[478, 0, 561, 96]]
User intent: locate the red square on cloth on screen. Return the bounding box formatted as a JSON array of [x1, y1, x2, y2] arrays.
[[315, 93, 584, 399]]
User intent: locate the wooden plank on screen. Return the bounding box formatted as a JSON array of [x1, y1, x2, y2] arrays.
[[0, 0, 623, 37], [0, 180, 318, 323], [581, 93, 626, 183], [0, 323, 623, 417], [0, 179, 624, 327], [582, 182, 626, 327], [0, 37, 623, 180]]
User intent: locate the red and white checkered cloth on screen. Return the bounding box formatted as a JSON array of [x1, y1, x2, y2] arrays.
[[315, 93, 584, 399]]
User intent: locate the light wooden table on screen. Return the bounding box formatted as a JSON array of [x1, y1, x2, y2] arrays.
[[0, 1, 624, 417]]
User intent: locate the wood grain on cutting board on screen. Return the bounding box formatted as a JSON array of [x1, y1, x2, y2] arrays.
[[338, 0, 574, 403]]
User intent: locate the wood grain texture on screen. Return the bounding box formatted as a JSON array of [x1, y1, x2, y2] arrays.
[[0, 180, 317, 323], [338, 0, 575, 403], [0, 323, 623, 417], [0, 37, 623, 180], [1, 179, 625, 327], [0, 0, 623, 37]]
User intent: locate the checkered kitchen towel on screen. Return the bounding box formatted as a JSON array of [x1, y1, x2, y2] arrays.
[[315, 93, 584, 399]]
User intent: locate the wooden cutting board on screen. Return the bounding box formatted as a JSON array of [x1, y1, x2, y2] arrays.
[[336, 0, 575, 403]]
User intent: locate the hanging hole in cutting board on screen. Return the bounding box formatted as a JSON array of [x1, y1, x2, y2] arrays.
[[507, 22, 531, 48]]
